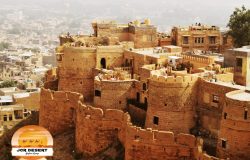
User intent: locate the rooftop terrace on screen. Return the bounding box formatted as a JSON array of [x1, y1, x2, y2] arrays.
[[129, 46, 182, 58]]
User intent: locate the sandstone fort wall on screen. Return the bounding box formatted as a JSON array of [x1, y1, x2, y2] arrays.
[[39, 88, 81, 134], [40, 88, 224, 160], [76, 100, 200, 160]]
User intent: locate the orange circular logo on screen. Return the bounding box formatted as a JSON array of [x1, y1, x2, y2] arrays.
[[11, 125, 53, 160]]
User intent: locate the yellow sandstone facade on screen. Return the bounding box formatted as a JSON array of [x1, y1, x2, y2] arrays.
[[171, 24, 233, 52]]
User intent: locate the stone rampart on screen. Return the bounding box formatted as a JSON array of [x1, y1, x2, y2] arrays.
[[182, 55, 215, 69], [39, 88, 81, 134], [76, 101, 201, 160], [39, 88, 224, 160], [150, 74, 198, 86]]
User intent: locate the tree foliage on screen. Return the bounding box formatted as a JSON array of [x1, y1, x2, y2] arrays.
[[0, 42, 10, 51], [0, 80, 16, 88], [228, 6, 250, 47]]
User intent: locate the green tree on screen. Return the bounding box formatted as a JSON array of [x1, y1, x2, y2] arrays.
[[228, 6, 250, 47], [0, 42, 10, 51], [0, 80, 16, 88]]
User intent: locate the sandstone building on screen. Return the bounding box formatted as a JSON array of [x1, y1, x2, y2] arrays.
[[0, 91, 39, 136], [171, 24, 233, 53], [39, 20, 249, 160]]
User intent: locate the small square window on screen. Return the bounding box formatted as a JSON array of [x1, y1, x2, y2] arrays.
[[94, 90, 101, 97], [213, 95, 219, 103], [153, 116, 159, 125]]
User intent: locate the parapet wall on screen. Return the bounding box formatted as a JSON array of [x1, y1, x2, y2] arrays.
[[63, 46, 97, 53], [96, 45, 124, 53], [39, 88, 81, 134], [220, 67, 234, 73], [150, 74, 198, 87], [182, 55, 214, 64], [182, 55, 215, 69], [76, 101, 201, 160], [75, 103, 126, 155]]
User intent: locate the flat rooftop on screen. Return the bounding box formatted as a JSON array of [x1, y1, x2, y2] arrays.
[[0, 87, 19, 93], [227, 91, 250, 102], [0, 96, 13, 103], [229, 46, 250, 53], [13, 92, 30, 99], [233, 48, 250, 53], [130, 47, 181, 58], [210, 81, 250, 91], [133, 49, 163, 58]]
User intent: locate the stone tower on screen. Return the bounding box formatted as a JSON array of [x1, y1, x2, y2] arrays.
[[145, 74, 198, 134], [217, 90, 250, 160]]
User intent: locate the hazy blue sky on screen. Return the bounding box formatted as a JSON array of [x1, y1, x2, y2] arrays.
[[0, 0, 249, 31]]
